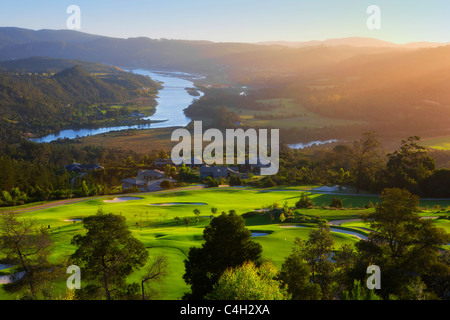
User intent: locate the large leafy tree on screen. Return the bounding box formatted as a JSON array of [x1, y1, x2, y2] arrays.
[[355, 188, 450, 299], [386, 136, 435, 193], [71, 209, 149, 300], [183, 211, 262, 299]]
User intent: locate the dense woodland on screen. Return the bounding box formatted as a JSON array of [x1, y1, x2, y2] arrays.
[[1, 132, 450, 207]]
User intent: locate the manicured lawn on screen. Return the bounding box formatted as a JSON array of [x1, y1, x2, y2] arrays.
[[1, 186, 449, 300]]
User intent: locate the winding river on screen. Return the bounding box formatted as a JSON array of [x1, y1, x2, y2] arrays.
[[29, 69, 336, 148], [30, 69, 202, 143]]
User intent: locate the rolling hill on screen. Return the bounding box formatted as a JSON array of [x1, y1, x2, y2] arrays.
[[0, 57, 161, 142]]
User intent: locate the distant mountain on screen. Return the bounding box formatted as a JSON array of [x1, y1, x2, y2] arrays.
[[0, 56, 123, 74], [0, 27, 105, 47], [0, 28, 409, 76], [257, 37, 449, 49]]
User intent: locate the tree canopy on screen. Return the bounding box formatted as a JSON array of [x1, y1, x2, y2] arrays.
[[183, 211, 262, 299], [71, 209, 149, 300]]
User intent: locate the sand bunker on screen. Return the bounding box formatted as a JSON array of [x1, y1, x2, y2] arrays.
[[149, 202, 207, 206], [64, 218, 83, 222], [103, 196, 143, 203], [314, 185, 345, 192]]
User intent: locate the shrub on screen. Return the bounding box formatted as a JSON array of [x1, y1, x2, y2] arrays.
[[330, 197, 343, 208], [160, 180, 173, 189], [263, 177, 276, 188], [203, 176, 220, 188], [295, 193, 314, 209]]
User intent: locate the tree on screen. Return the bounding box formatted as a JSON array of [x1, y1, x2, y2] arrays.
[[0, 212, 57, 299], [301, 222, 336, 299], [182, 216, 191, 228], [362, 188, 421, 257], [295, 192, 314, 209], [178, 164, 197, 183], [333, 244, 357, 294], [229, 175, 243, 186], [160, 180, 173, 189], [351, 132, 384, 193], [263, 177, 276, 188], [183, 212, 262, 299], [279, 243, 322, 300], [341, 280, 382, 300], [356, 188, 450, 299], [141, 255, 169, 300], [206, 261, 290, 300], [71, 209, 149, 300], [79, 180, 90, 197], [193, 208, 201, 225], [203, 176, 219, 188], [330, 197, 343, 208], [386, 136, 435, 193]]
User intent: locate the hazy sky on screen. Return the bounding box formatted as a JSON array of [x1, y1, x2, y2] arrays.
[[1, 0, 449, 43]]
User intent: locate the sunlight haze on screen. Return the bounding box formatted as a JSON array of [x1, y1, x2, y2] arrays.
[[0, 0, 449, 44]]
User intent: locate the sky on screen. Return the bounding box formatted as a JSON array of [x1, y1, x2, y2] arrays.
[[0, 0, 449, 44]]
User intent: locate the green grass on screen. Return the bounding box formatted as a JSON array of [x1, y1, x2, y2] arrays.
[[422, 135, 450, 150], [1, 186, 449, 300], [228, 98, 366, 129]]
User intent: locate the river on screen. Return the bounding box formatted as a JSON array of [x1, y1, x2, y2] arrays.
[[29, 69, 202, 143], [288, 139, 338, 149], [29, 69, 337, 148]]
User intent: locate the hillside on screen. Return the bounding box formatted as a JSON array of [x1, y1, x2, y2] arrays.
[[0, 58, 161, 142], [2, 28, 450, 142], [0, 28, 403, 77], [288, 45, 450, 135]]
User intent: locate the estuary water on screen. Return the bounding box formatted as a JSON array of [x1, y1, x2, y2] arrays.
[[30, 69, 202, 143]]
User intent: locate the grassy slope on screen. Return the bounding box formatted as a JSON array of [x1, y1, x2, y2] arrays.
[[228, 98, 366, 129], [0, 187, 448, 300], [422, 135, 450, 150]]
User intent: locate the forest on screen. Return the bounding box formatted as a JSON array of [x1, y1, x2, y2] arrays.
[[1, 131, 450, 208]]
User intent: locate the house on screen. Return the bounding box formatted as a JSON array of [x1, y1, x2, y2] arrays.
[[199, 165, 239, 179], [64, 163, 104, 173], [130, 111, 145, 117], [121, 178, 147, 190], [137, 169, 165, 181], [121, 170, 174, 192]]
